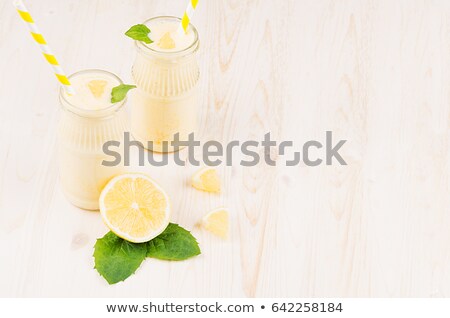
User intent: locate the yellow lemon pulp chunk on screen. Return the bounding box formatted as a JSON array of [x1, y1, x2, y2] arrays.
[[99, 174, 170, 243], [202, 208, 229, 239], [191, 168, 221, 193], [87, 79, 107, 98], [158, 32, 176, 49]]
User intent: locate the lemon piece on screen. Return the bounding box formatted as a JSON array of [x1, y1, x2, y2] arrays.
[[158, 32, 176, 49], [87, 79, 107, 98], [99, 173, 170, 243], [202, 208, 229, 239], [191, 167, 221, 193]]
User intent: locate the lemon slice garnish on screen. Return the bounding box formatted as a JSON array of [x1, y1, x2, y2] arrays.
[[158, 32, 176, 49], [87, 79, 107, 98]]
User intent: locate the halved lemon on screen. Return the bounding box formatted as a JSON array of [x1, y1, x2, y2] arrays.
[[201, 208, 229, 239], [99, 173, 170, 243], [191, 167, 221, 193]]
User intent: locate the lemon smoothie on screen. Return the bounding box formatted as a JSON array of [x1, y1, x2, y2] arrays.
[[131, 16, 200, 153], [58, 69, 128, 210]]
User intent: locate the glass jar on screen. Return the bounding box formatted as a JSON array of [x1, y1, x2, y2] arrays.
[[131, 16, 200, 153], [58, 69, 128, 210]]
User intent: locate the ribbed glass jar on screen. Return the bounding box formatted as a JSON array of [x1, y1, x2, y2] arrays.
[[131, 16, 200, 153], [58, 70, 128, 210]]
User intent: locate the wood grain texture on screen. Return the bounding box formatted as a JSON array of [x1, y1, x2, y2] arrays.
[[1, 0, 450, 297]]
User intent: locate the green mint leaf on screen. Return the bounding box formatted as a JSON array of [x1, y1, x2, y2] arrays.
[[93, 232, 147, 285], [146, 223, 201, 261], [111, 84, 136, 103], [93, 224, 200, 284], [125, 24, 153, 43]]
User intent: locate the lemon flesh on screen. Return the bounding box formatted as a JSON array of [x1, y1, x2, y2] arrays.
[[192, 168, 221, 193], [202, 208, 229, 239], [158, 32, 176, 49], [87, 79, 107, 98], [99, 174, 170, 243]]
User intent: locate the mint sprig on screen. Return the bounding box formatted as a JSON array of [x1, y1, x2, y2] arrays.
[[125, 24, 153, 43], [93, 223, 201, 285], [111, 84, 136, 103]]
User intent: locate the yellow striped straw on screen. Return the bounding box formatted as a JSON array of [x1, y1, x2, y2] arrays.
[[180, 0, 199, 34], [13, 0, 75, 95]]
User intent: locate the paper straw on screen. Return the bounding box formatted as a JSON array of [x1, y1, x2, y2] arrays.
[[13, 0, 75, 95], [179, 0, 199, 34]]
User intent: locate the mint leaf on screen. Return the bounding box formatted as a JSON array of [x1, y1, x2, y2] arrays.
[[93, 224, 200, 284], [93, 232, 146, 285], [125, 24, 153, 43], [146, 223, 201, 261], [111, 84, 136, 103]]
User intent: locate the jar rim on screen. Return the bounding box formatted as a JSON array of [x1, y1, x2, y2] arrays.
[[135, 16, 199, 58], [59, 69, 127, 118]]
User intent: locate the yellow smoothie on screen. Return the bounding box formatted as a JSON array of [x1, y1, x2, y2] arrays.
[[58, 70, 128, 210], [131, 16, 200, 153]]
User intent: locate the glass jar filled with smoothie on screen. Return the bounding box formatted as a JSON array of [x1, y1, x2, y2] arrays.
[[58, 69, 128, 210], [131, 16, 200, 153]]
